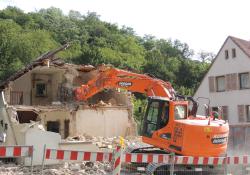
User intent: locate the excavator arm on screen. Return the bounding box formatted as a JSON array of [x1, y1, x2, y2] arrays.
[[75, 65, 175, 101]]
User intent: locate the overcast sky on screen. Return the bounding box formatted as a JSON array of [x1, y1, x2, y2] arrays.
[[1, 0, 250, 55]]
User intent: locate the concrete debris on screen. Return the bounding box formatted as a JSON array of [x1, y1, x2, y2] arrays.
[[89, 100, 112, 108], [0, 161, 112, 175], [77, 65, 95, 72], [66, 133, 142, 150]]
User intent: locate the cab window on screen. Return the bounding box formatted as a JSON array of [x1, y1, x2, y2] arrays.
[[174, 105, 187, 120], [147, 101, 159, 123], [144, 101, 160, 137], [159, 102, 169, 129]]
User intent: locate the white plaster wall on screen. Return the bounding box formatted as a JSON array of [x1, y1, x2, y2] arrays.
[[51, 72, 64, 101], [25, 128, 61, 165], [39, 110, 72, 138], [59, 141, 99, 152], [75, 108, 129, 137], [12, 72, 32, 105], [0, 92, 17, 145], [194, 38, 250, 124]]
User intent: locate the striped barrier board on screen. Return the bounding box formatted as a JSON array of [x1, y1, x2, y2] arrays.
[[225, 156, 250, 165], [122, 153, 171, 164], [174, 156, 225, 165], [43, 147, 250, 166], [45, 148, 113, 162], [0, 146, 33, 158], [121, 153, 250, 165]]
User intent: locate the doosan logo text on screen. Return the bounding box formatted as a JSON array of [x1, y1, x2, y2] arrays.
[[118, 82, 132, 87]]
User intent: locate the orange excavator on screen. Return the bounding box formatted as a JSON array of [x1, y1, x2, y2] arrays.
[[75, 65, 229, 157]]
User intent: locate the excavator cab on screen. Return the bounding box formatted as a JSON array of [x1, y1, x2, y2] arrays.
[[142, 97, 188, 138], [142, 97, 170, 137]]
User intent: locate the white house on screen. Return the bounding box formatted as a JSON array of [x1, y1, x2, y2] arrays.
[[194, 36, 250, 124]]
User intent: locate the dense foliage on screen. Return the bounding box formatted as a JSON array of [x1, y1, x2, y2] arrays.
[[0, 6, 212, 124]]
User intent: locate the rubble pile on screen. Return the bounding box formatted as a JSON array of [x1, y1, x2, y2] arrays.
[[66, 133, 142, 150], [0, 161, 112, 175], [42, 161, 112, 175]]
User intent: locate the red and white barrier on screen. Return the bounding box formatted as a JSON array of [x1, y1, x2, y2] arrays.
[[113, 146, 122, 175], [174, 156, 225, 165], [40, 145, 250, 175], [122, 153, 171, 164], [45, 148, 113, 162], [225, 156, 250, 165], [0, 145, 33, 158], [44, 147, 250, 166], [0, 145, 33, 174], [121, 153, 250, 165]]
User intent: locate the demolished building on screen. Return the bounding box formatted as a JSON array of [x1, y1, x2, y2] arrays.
[[0, 44, 137, 165]]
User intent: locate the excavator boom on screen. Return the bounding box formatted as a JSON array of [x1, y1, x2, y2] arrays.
[[75, 66, 175, 101]]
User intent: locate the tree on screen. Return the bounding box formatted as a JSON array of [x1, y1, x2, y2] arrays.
[[197, 51, 216, 63], [0, 6, 210, 97], [172, 39, 194, 59], [0, 19, 23, 81]]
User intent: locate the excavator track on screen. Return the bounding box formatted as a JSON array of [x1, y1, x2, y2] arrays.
[[125, 142, 167, 154]]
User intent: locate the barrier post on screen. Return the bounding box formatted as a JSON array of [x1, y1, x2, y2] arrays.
[[112, 146, 122, 175], [30, 146, 34, 175], [224, 154, 228, 175], [41, 144, 47, 175], [169, 152, 175, 175], [112, 136, 124, 175]]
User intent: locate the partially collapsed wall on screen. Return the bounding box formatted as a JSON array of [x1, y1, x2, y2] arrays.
[[0, 62, 137, 145], [0, 45, 138, 167]]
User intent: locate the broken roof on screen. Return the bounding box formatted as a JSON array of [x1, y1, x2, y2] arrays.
[[0, 44, 70, 89], [0, 44, 95, 90]]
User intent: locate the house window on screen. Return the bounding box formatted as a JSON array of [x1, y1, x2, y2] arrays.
[[216, 76, 225, 92], [225, 50, 229, 59], [246, 105, 250, 122], [36, 83, 47, 97], [232, 48, 236, 58], [239, 73, 250, 89]]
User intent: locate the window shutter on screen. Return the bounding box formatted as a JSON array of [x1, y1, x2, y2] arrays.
[[238, 105, 245, 122], [231, 73, 238, 90], [226, 74, 238, 91], [225, 74, 231, 91], [208, 76, 215, 92], [222, 106, 228, 120]]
